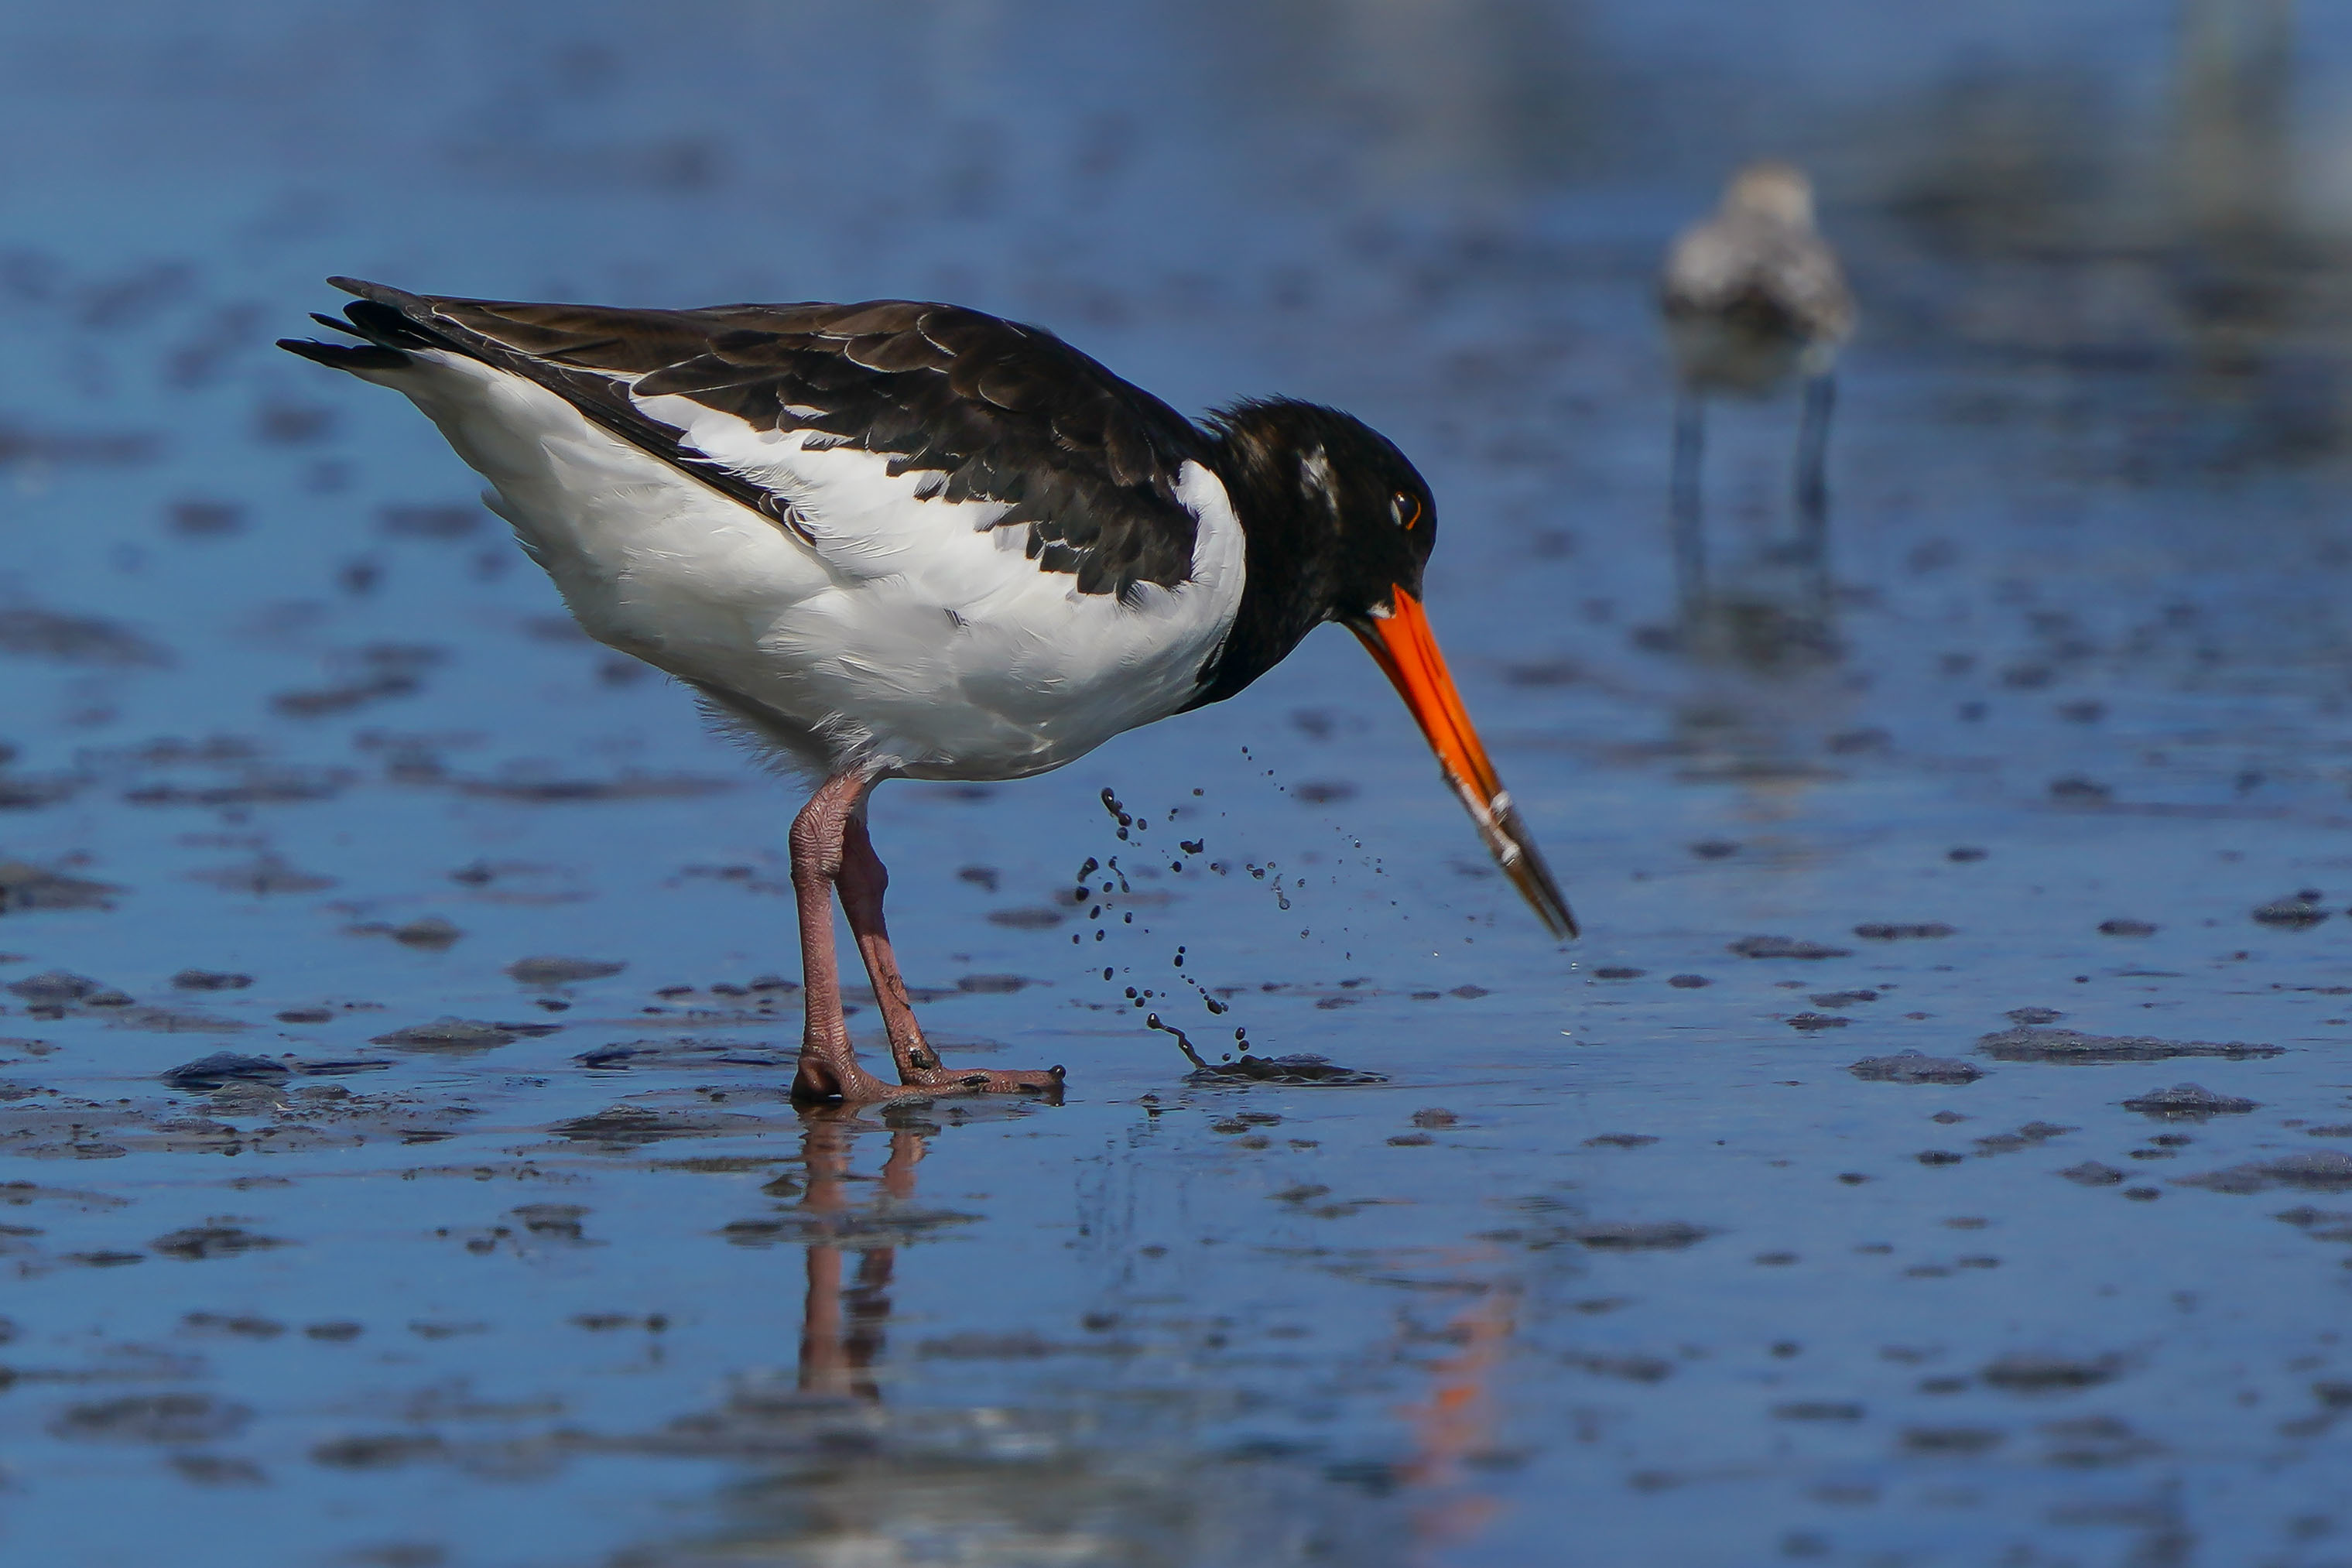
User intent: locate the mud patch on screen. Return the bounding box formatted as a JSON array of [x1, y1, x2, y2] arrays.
[[1973, 1122, 2077, 1156], [454, 774, 733, 803], [2252, 895, 2330, 930], [159, 1053, 289, 1090], [509, 956, 626, 986], [2120, 1084, 2258, 1121], [1565, 1221, 1717, 1252], [1977, 1026, 2282, 1063], [549, 1105, 772, 1149], [0, 607, 169, 666], [1850, 1051, 1984, 1084], [573, 1039, 793, 1072], [2177, 1152, 2352, 1195], [151, 1225, 292, 1261], [170, 969, 252, 991], [372, 1018, 560, 1052], [50, 1393, 250, 1444], [1729, 935, 1853, 960], [187, 854, 337, 895], [1981, 1353, 2124, 1393], [2274, 1207, 2352, 1242], [1186, 1054, 1390, 1087]]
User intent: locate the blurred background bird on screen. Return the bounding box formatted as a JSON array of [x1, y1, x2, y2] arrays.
[[1661, 161, 1854, 617]]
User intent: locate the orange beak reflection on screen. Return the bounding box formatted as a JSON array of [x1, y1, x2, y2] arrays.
[[1352, 590, 1578, 940]]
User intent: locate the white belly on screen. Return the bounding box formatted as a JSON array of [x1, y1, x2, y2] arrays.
[[363, 351, 1247, 782]]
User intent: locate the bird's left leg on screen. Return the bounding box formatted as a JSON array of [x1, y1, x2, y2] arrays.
[[1670, 390, 1708, 619], [789, 769, 897, 1104], [836, 810, 1064, 1097], [1793, 372, 1836, 597]]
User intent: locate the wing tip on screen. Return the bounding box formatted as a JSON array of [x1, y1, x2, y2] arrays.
[[278, 337, 409, 371], [327, 276, 437, 316]]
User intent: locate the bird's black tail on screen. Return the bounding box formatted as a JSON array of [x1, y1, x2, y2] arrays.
[[277, 279, 460, 371]]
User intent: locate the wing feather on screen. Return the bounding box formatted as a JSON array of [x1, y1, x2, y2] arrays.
[[313, 279, 1207, 598]]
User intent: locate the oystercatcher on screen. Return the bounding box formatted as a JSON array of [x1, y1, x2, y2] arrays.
[[281, 279, 1574, 1102], [1662, 162, 1854, 610]]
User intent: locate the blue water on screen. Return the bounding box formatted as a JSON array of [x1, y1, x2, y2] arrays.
[[5, 4, 2352, 1564]]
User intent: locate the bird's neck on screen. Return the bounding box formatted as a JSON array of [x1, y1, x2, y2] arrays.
[[1184, 412, 1343, 710]]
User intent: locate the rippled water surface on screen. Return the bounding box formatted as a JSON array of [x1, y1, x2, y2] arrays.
[[6, 5, 2352, 1564]]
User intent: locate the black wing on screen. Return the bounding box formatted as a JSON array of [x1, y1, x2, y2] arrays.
[[298, 278, 1214, 600]]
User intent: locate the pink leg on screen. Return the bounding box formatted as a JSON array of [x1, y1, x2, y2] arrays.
[[789, 772, 1061, 1103], [789, 772, 896, 1102], [837, 811, 1063, 1097]]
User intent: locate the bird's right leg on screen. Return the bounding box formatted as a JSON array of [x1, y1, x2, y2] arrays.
[[1670, 391, 1707, 618]]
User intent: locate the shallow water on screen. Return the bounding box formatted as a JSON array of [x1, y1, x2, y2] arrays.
[[5, 5, 2352, 1565]]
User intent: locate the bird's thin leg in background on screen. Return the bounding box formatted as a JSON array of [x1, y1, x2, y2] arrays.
[[789, 770, 895, 1103], [1671, 391, 1707, 618], [1794, 372, 1836, 599], [836, 811, 1064, 1096]]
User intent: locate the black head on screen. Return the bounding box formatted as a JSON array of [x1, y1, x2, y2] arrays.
[[1227, 398, 1437, 620], [1192, 399, 1436, 703], [1193, 396, 1577, 941]]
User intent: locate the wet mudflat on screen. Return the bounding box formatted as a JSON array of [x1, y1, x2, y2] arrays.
[[6, 4, 2352, 1564]]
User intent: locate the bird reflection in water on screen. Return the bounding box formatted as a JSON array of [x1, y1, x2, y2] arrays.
[[615, 1108, 1420, 1567], [1392, 1270, 1520, 1561], [1661, 162, 1854, 660], [793, 1106, 922, 1405]]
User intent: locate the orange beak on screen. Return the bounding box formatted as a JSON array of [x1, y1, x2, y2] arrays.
[[1352, 590, 1578, 940]]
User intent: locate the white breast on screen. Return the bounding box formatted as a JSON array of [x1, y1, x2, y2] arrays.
[[360, 350, 1247, 782]]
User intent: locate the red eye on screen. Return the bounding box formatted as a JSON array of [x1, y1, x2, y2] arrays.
[[1395, 494, 1422, 529]]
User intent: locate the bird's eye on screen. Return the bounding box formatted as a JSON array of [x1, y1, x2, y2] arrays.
[[1393, 493, 1422, 530]]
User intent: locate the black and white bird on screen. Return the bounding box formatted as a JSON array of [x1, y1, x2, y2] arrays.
[[1662, 162, 1854, 611], [282, 279, 1574, 1102]]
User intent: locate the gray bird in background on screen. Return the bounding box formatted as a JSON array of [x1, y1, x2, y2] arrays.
[[1662, 162, 1854, 614]]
